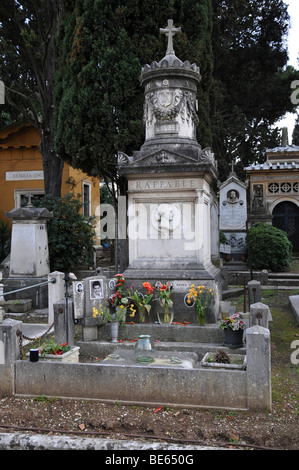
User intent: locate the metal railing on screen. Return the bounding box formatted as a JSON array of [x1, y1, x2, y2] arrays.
[[1, 278, 56, 297]]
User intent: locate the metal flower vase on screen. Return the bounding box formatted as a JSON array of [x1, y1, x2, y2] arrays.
[[110, 321, 119, 343], [134, 335, 155, 363]]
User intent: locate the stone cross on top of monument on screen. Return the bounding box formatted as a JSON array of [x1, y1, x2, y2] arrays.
[[160, 19, 181, 56]]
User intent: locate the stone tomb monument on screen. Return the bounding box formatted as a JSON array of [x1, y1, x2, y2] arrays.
[[3, 198, 52, 308], [219, 166, 248, 261], [73, 275, 111, 341], [117, 20, 221, 322], [6, 200, 52, 277]]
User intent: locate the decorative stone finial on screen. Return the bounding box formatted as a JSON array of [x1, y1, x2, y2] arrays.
[[159, 19, 181, 56]]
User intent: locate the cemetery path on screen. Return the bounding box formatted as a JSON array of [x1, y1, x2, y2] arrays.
[[1, 289, 298, 450]]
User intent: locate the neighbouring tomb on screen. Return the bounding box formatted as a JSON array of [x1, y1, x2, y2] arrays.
[[2, 198, 52, 308], [245, 129, 299, 251], [219, 164, 248, 261], [6, 198, 52, 277]]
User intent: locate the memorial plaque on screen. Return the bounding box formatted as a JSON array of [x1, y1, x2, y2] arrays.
[[84, 276, 108, 318], [73, 281, 85, 319]]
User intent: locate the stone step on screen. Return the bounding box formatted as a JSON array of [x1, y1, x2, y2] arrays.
[[96, 322, 225, 344], [268, 272, 299, 280], [77, 339, 246, 361]]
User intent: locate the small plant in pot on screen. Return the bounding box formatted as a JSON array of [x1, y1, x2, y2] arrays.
[[219, 313, 245, 349], [39, 339, 71, 356], [214, 349, 231, 364]]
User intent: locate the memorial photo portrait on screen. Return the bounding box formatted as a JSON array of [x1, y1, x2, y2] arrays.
[[90, 280, 104, 299]]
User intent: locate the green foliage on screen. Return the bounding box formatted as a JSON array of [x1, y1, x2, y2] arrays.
[[0, 0, 64, 196], [246, 223, 292, 272], [0, 221, 11, 263], [54, 0, 214, 184], [292, 115, 299, 146], [211, 0, 299, 179], [34, 193, 95, 272], [39, 339, 71, 356]]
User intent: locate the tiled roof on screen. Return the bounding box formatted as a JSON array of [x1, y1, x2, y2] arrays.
[[245, 161, 299, 171], [265, 144, 299, 153]]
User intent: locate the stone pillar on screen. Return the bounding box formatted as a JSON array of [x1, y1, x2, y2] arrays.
[[249, 302, 271, 328], [48, 271, 65, 326], [246, 325, 272, 411], [54, 300, 75, 346], [0, 319, 22, 396], [0, 271, 4, 301], [248, 280, 261, 307]]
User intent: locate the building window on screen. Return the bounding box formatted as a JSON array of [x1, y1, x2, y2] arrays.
[[280, 182, 291, 193], [268, 182, 299, 195], [268, 182, 279, 193], [82, 181, 91, 217], [15, 189, 44, 208]]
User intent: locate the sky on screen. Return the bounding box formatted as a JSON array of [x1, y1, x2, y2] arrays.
[[276, 0, 299, 142]]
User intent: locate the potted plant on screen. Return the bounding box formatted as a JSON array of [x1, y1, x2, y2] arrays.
[[219, 313, 245, 349], [29, 338, 80, 363], [186, 284, 215, 325], [201, 349, 246, 370]]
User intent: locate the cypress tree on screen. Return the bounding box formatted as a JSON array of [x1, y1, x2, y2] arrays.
[[55, 0, 214, 189], [292, 115, 299, 145]]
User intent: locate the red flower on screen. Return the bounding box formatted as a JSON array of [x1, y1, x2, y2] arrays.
[[159, 284, 167, 291], [143, 282, 154, 294]]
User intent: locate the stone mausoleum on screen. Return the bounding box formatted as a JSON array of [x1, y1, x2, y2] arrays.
[[246, 133, 299, 252], [117, 20, 221, 322]]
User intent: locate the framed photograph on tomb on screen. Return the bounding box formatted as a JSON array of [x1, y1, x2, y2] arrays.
[[73, 281, 85, 320], [89, 279, 104, 300]]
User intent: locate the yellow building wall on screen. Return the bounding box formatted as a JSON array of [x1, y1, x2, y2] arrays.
[[0, 124, 101, 243]]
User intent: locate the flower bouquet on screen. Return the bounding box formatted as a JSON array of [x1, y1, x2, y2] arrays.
[[156, 283, 173, 324], [129, 282, 154, 322], [186, 284, 215, 325], [219, 312, 245, 331], [111, 273, 136, 319], [92, 303, 128, 323]]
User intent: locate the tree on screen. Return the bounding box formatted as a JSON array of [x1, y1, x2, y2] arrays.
[[0, 0, 64, 196], [55, 0, 214, 198], [211, 0, 299, 179], [292, 115, 299, 145], [34, 193, 95, 272], [246, 223, 292, 272]]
